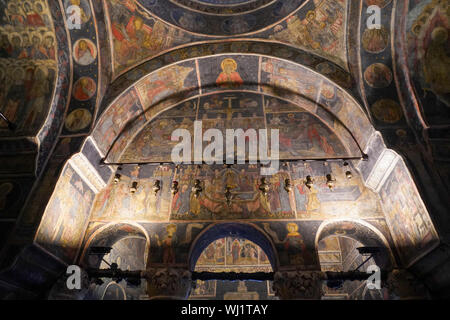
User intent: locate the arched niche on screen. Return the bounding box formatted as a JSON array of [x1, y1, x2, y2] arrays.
[[79, 222, 150, 269], [315, 219, 395, 271], [188, 222, 278, 272]]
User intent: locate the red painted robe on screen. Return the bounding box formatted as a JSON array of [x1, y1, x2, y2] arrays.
[[26, 12, 45, 27], [216, 71, 244, 88]]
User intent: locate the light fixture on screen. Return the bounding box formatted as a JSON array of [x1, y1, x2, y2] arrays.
[[284, 178, 293, 193], [130, 181, 138, 194], [346, 170, 353, 180], [343, 161, 352, 180], [259, 177, 270, 196], [171, 181, 179, 195], [152, 180, 161, 195], [192, 179, 203, 198], [305, 175, 314, 189], [326, 174, 336, 190], [114, 173, 121, 184]]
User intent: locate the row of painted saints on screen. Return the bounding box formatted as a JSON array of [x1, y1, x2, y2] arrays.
[[91, 161, 380, 222], [0, 0, 57, 134], [0, 59, 55, 133]]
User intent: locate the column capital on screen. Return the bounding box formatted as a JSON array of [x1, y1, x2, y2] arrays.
[[273, 270, 325, 300], [142, 267, 192, 300]]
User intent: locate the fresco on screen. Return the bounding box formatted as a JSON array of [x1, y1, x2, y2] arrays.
[[105, 0, 349, 77], [266, 0, 348, 68], [134, 61, 197, 110], [121, 92, 355, 165], [198, 55, 259, 93], [93, 88, 144, 156], [170, 164, 296, 220], [190, 280, 217, 299], [91, 164, 175, 221], [95, 130, 381, 223], [147, 222, 205, 265], [259, 221, 319, 268], [190, 280, 276, 300], [35, 163, 95, 263], [380, 160, 440, 267], [260, 57, 371, 149], [106, 0, 195, 74], [406, 0, 450, 125], [195, 237, 272, 273], [138, 0, 303, 35], [0, 0, 57, 137], [96, 55, 365, 163]]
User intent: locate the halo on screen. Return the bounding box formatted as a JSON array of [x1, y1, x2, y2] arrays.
[[221, 58, 237, 72], [8, 32, 22, 46], [34, 0, 46, 13], [30, 31, 42, 43]]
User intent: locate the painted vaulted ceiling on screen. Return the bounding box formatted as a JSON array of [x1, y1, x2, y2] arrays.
[[0, 0, 449, 300]]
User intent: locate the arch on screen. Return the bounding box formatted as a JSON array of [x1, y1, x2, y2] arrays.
[[101, 281, 127, 300], [92, 54, 372, 163], [105, 40, 352, 86], [188, 222, 278, 272], [315, 219, 395, 270], [79, 222, 150, 268]]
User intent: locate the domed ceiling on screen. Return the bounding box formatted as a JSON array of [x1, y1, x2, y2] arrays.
[[106, 0, 348, 75], [135, 0, 305, 35]]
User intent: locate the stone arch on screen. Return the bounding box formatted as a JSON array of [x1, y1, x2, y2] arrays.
[[188, 222, 278, 272], [101, 281, 127, 300], [79, 222, 150, 269], [315, 219, 395, 270]]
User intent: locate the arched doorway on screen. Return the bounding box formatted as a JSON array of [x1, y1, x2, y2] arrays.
[[189, 223, 278, 300], [316, 219, 394, 300], [80, 223, 149, 300]]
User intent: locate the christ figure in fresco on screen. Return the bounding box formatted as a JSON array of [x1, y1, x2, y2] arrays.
[[216, 58, 244, 88]]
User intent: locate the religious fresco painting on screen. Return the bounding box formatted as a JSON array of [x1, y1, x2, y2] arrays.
[[266, 0, 348, 68], [146, 222, 205, 265], [290, 161, 383, 219], [120, 91, 362, 164], [406, 0, 449, 125], [35, 163, 95, 264], [198, 55, 258, 93], [91, 164, 175, 222], [191, 236, 274, 300], [380, 160, 439, 267], [259, 221, 319, 268], [134, 61, 197, 110], [105, 0, 349, 78], [0, 0, 57, 137], [168, 164, 296, 220], [105, 0, 195, 74], [93, 88, 144, 156], [0, 0, 448, 302], [96, 61, 199, 159], [195, 237, 271, 273]]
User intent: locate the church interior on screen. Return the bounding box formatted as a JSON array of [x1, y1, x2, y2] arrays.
[[0, 0, 449, 300]]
